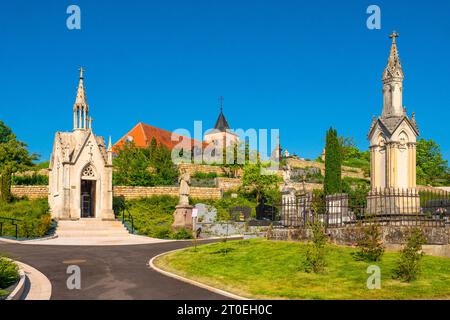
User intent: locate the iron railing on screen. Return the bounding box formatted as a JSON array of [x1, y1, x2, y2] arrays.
[[0, 217, 21, 239], [274, 188, 450, 228]]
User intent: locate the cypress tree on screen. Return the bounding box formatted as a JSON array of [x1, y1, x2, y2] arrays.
[[324, 127, 342, 195]]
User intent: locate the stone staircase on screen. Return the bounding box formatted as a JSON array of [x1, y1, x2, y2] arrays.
[[56, 219, 131, 238]]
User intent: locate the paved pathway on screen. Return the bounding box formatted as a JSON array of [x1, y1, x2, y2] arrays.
[[0, 240, 229, 300]]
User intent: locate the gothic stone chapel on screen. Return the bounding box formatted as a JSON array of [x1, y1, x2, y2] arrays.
[[48, 69, 114, 220]]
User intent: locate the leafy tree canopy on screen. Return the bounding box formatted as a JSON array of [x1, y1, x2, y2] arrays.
[[241, 162, 282, 202], [416, 138, 449, 186], [0, 122, 38, 173], [113, 140, 178, 186]]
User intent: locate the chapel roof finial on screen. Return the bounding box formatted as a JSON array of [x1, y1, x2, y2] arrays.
[[383, 31, 403, 82], [75, 67, 88, 108], [220, 96, 223, 113], [389, 31, 399, 44]]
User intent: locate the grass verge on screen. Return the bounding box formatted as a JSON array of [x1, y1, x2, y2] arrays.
[[154, 239, 450, 299]]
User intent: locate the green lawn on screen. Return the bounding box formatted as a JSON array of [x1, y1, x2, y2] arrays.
[[154, 239, 450, 299]]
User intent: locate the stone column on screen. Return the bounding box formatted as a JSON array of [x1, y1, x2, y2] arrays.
[[370, 146, 376, 189], [101, 165, 115, 220], [83, 108, 87, 129], [392, 143, 397, 188], [73, 108, 78, 129], [411, 143, 417, 188], [386, 143, 391, 188]]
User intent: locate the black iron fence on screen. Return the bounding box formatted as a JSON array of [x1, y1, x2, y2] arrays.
[[274, 188, 450, 228], [0, 217, 21, 238]]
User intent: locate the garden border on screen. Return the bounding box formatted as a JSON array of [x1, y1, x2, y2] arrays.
[[149, 247, 248, 301], [5, 267, 26, 300]]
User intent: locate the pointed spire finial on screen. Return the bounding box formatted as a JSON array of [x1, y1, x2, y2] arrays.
[[219, 96, 223, 113], [75, 67, 88, 107]]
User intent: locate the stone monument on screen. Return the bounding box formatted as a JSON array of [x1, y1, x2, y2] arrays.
[[172, 170, 194, 230], [367, 32, 420, 214]]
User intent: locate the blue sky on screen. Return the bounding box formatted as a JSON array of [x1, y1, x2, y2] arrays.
[[0, 0, 449, 162]]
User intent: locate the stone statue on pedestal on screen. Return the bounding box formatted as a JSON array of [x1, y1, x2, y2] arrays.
[[172, 170, 193, 230], [178, 171, 190, 206]]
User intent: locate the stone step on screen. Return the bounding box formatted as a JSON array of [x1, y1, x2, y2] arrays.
[[56, 232, 131, 238], [55, 219, 131, 238], [57, 224, 126, 230]]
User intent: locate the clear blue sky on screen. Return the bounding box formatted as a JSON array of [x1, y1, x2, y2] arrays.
[[1, 0, 449, 162]]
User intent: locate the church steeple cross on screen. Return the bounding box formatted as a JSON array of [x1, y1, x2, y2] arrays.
[[389, 31, 399, 44], [219, 96, 224, 113]]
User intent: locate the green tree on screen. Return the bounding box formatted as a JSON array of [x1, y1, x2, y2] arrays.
[[303, 215, 328, 273], [0, 122, 38, 202], [113, 141, 152, 186], [241, 162, 281, 203], [416, 138, 449, 186], [324, 128, 342, 195], [0, 121, 13, 144], [355, 223, 385, 262], [394, 228, 427, 282], [339, 136, 360, 162], [113, 140, 178, 186]]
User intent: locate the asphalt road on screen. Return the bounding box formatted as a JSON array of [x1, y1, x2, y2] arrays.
[[0, 240, 230, 300]]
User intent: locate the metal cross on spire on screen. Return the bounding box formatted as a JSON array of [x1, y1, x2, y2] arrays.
[[389, 31, 399, 44], [219, 96, 224, 113]]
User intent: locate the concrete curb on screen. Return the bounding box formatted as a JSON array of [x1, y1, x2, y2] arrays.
[[15, 261, 52, 300], [6, 268, 26, 300], [0, 234, 58, 244], [149, 247, 249, 301]]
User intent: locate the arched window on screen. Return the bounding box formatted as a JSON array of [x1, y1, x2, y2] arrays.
[[81, 164, 96, 179]]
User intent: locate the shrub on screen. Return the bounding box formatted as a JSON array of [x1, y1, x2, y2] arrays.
[[0, 167, 13, 203], [12, 173, 48, 186], [125, 196, 178, 239], [393, 228, 427, 282], [0, 256, 19, 289], [172, 228, 193, 240], [355, 223, 384, 262], [303, 215, 327, 273], [191, 172, 219, 179], [0, 198, 51, 238]]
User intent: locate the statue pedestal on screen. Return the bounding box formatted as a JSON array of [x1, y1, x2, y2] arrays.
[[172, 204, 193, 230]]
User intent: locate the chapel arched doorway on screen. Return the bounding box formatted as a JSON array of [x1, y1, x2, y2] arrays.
[[80, 164, 97, 218]]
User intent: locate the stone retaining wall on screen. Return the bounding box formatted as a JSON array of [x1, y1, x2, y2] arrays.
[[12, 185, 223, 200], [215, 177, 242, 191], [113, 186, 223, 199], [287, 158, 367, 180], [11, 186, 48, 199], [177, 163, 243, 177], [270, 225, 450, 245]]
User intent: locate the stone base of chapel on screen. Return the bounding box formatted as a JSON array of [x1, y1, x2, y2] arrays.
[[366, 188, 420, 215]]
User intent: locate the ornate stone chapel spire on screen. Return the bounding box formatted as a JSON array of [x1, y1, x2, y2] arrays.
[[73, 67, 90, 130], [381, 31, 404, 119]]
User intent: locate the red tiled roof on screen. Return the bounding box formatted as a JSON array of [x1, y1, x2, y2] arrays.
[[113, 122, 206, 152]]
